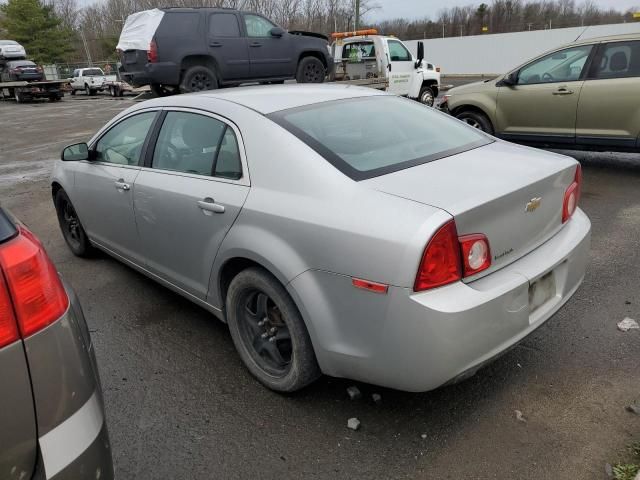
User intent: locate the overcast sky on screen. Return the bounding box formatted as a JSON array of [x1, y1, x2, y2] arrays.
[[368, 0, 640, 21]]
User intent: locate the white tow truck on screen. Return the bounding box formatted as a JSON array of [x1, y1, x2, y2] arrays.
[[330, 30, 440, 106]]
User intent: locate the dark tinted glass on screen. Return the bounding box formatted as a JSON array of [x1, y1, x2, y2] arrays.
[[209, 13, 240, 37], [153, 112, 226, 176], [160, 12, 200, 37], [270, 96, 490, 180], [0, 209, 17, 244], [214, 128, 242, 179], [590, 41, 640, 79]]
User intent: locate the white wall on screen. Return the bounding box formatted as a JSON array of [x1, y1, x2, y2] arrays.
[[404, 22, 640, 75]]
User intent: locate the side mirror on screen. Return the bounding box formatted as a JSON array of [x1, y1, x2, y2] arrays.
[[415, 41, 424, 69], [269, 27, 285, 38], [61, 142, 89, 161], [497, 72, 517, 87]]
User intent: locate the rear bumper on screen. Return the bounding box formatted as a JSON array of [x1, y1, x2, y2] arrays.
[[25, 281, 113, 479], [290, 209, 591, 392], [121, 61, 180, 87]]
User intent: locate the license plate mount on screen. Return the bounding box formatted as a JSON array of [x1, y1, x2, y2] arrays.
[[528, 271, 556, 316]]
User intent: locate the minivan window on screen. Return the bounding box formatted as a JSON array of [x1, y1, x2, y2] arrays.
[[209, 13, 240, 37], [518, 45, 592, 84], [269, 96, 490, 181], [152, 112, 226, 176], [589, 41, 640, 79], [244, 14, 275, 37], [95, 112, 156, 166]]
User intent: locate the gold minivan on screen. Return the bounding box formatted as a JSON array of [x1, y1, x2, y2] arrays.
[[440, 34, 640, 151]]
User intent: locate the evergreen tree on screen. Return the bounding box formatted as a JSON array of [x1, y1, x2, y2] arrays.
[[0, 0, 74, 64]]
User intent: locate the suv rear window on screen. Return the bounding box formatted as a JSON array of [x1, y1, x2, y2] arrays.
[[159, 12, 200, 38], [269, 96, 491, 181], [209, 13, 240, 37]]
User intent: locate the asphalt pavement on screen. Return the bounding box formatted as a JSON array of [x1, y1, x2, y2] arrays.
[[0, 93, 638, 479]]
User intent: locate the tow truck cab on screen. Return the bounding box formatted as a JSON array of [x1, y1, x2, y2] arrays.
[[330, 30, 441, 106]]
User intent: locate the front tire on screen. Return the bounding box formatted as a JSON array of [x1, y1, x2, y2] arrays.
[[226, 267, 320, 392], [54, 190, 94, 257], [180, 66, 218, 93], [296, 57, 325, 83], [418, 85, 435, 107], [455, 110, 494, 134]]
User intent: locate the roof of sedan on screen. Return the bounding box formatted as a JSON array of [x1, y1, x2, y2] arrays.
[[151, 84, 387, 114]]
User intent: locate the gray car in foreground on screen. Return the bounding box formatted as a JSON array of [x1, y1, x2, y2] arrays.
[[52, 85, 590, 393], [0, 208, 113, 479]]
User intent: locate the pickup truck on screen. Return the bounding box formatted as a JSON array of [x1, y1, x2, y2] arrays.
[[70, 67, 107, 96], [330, 31, 440, 106]]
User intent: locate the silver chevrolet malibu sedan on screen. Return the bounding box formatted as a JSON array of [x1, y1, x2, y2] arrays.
[[52, 85, 590, 393]]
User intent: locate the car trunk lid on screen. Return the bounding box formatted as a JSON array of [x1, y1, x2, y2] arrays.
[[363, 141, 578, 279]]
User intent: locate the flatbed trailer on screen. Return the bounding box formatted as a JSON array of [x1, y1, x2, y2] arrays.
[[0, 79, 69, 103]]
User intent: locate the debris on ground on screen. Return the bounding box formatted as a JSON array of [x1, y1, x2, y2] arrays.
[[347, 418, 360, 431], [605, 462, 614, 478], [515, 410, 526, 422], [372, 393, 382, 405], [626, 402, 640, 415], [618, 318, 639, 332], [346, 386, 362, 400], [421, 433, 427, 439]]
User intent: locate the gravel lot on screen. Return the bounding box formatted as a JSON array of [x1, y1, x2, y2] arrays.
[[1, 94, 638, 479]]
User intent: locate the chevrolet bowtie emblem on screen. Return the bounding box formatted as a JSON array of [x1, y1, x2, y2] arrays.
[[525, 197, 542, 212]]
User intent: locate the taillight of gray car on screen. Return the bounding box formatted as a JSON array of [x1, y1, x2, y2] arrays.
[[0, 209, 113, 480]]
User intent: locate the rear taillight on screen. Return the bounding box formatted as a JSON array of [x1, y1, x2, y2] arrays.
[[414, 220, 461, 291], [0, 274, 19, 349], [148, 39, 158, 63], [414, 221, 492, 292], [0, 226, 68, 345], [562, 164, 582, 223]]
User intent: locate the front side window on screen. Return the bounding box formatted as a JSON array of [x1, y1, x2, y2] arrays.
[[152, 111, 242, 179], [387, 40, 412, 62], [209, 13, 240, 37], [589, 41, 640, 79], [518, 45, 593, 85], [269, 96, 490, 180], [95, 112, 156, 165], [244, 14, 275, 37]]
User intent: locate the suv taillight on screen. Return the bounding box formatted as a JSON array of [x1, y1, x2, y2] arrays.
[[562, 164, 582, 223], [414, 220, 492, 292], [0, 226, 68, 348], [148, 39, 158, 63]]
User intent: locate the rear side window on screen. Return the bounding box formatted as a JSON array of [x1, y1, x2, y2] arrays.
[[269, 96, 490, 181], [589, 41, 640, 79], [0, 210, 17, 244], [209, 13, 240, 37], [152, 111, 242, 179], [244, 14, 275, 37], [158, 12, 200, 38]]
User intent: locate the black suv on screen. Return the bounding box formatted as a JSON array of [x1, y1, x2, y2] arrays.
[[119, 8, 333, 95]]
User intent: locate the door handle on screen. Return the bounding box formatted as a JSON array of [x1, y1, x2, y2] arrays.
[[553, 87, 574, 95], [250, 42, 262, 47], [114, 180, 130, 191], [197, 198, 225, 214], [209, 42, 222, 47]]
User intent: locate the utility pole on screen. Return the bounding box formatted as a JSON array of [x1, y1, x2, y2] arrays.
[[354, 0, 360, 30], [79, 30, 92, 67], [460, 25, 463, 37], [442, 22, 445, 38]]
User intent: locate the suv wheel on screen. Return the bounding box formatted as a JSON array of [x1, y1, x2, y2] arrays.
[[54, 190, 94, 257], [455, 110, 494, 134], [180, 66, 218, 93], [226, 267, 320, 392], [296, 57, 325, 83]]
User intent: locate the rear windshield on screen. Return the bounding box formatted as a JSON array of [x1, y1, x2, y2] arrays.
[[269, 96, 491, 180], [0, 209, 17, 244], [83, 68, 104, 76], [10, 61, 35, 67]]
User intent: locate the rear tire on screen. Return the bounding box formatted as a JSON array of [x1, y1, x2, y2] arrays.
[[54, 190, 94, 257], [226, 267, 320, 392], [296, 57, 325, 83], [70, 88, 76, 96], [14, 90, 22, 103], [455, 110, 494, 134], [180, 66, 218, 93]]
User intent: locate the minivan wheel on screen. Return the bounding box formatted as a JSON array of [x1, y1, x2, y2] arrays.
[[54, 190, 93, 257], [296, 57, 325, 83], [180, 66, 218, 93], [226, 267, 320, 392], [455, 110, 494, 134]]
